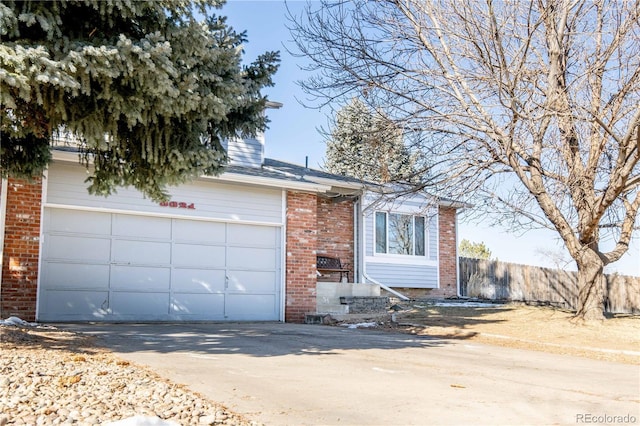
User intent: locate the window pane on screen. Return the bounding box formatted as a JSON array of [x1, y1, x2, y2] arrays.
[[375, 212, 387, 253], [389, 213, 413, 255], [415, 216, 425, 256]]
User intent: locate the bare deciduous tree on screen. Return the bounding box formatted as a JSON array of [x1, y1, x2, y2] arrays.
[[288, 0, 640, 319]]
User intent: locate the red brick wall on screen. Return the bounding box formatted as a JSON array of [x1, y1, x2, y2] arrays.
[[285, 192, 318, 322], [434, 206, 459, 297], [1, 178, 43, 321], [316, 196, 354, 282]]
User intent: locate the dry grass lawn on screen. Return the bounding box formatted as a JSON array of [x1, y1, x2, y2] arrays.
[[386, 303, 640, 365]]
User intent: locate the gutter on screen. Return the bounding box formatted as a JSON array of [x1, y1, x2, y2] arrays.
[[208, 172, 332, 193]]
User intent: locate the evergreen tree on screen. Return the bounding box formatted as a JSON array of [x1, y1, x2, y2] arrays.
[[0, 0, 279, 200], [324, 98, 417, 183], [459, 239, 492, 260]]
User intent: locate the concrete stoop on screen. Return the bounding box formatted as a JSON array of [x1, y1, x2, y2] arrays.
[[308, 282, 391, 325], [304, 312, 392, 325], [339, 296, 389, 314], [326, 312, 392, 323]]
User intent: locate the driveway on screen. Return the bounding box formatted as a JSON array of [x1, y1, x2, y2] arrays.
[[62, 322, 640, 425]]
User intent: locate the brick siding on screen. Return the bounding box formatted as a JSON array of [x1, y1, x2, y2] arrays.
[[285, 192, 318, 322], [434, 206, 459, 297], [316, 196, 354, 282], [285, 193, 357, 322], [1, 178, 42, 320]]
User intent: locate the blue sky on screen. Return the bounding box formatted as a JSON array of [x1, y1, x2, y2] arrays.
[[222, 0, 639, 276]]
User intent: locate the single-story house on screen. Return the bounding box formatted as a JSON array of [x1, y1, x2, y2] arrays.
[[0, 120, 465, 323]]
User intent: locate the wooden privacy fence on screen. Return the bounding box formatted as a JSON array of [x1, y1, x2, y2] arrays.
[[459, 257, 640, 314]]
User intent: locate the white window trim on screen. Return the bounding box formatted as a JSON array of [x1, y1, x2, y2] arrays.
[[373, 211, 430, 260], [365, 254, 437, 266]]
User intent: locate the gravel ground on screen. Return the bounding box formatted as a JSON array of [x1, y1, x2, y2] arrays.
[[0, 324, 259, 426]]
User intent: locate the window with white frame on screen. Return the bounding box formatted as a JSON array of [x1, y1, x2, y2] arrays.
[[375, 211, 426, 256]]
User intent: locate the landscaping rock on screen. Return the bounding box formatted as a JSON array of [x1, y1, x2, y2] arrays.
[[0, 324, 260, 425]]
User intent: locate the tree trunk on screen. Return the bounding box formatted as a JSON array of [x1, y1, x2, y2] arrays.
[[574, 251, 606, 321]]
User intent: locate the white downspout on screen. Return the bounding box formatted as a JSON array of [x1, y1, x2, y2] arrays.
[[280, 189, 287, 322], [0, 178, 8, 311]]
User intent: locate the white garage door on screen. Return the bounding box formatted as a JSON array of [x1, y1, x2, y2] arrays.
[[39, 208, 282, 322]]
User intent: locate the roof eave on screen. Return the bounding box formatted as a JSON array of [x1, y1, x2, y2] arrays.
[[51, 150, 332, 193], [207, 172, 332, 193], [302, 175, 366, 191], [437, 199, 473, 209]]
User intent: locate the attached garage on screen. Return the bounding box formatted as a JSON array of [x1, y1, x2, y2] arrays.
[[38, 162, 284, 322]]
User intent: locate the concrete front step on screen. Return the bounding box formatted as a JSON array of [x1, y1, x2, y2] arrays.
[[313, 283, 390, 325], [304, 312, 392, 324], [327, 312, 392, 322], [338, 296, 389, 313], [316, 304, 350, 314]]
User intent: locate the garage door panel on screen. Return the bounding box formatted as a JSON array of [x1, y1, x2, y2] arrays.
[[41, 205, 281, 322], [171, 293, 225, 316], [47, 235, 111, 262], [172, 268, 226, 292], [172, 244, 225, 268], [111, 266, 170, 290], [110, 292, 169, 316], [41, 290, 108, 317], [226, 294, 277, 320], [46, 209, 111, 235], [228, 271, 276, 293], [112, 240, 171, 265], [41, 263, 109, 290], [173, 220, 225, 243], [227, 247, 276, 270], [113, 215, 171, 239], [228, 224, 277, 246]]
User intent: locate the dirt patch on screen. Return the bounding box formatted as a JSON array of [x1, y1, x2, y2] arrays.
[[1, 325, 101, 352], [382, 302, 640, 365]]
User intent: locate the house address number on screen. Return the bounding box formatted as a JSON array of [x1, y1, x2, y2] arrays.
[[159, 201, 196, 209]]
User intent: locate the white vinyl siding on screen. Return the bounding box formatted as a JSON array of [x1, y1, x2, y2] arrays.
[[365, 262, 438, 289], [223, 135, 265, 168], [46, 162, 282, 224]]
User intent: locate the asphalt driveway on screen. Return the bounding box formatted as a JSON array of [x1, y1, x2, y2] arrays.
[[62, 322, 640, 425]]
